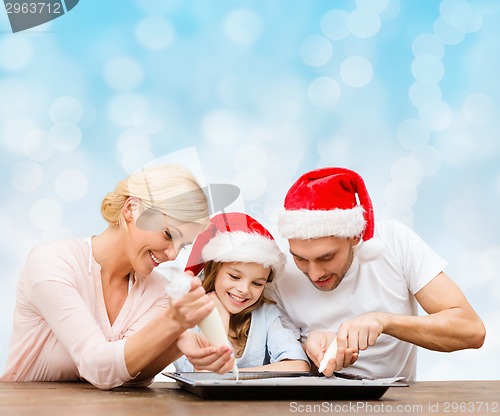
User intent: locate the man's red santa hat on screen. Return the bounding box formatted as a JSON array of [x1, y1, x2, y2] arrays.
[[185, 212, 286, 277], [278, 167, 384, 261]]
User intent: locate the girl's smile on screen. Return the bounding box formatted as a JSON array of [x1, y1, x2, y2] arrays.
[[227, 292, 248, 306], [214, 262, 270, 315]]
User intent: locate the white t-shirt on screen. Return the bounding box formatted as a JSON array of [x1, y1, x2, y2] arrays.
[[266, 220, 447, 381]]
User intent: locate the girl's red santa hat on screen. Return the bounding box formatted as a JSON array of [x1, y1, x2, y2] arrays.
[[185, 212, 286, 277], [278, 167, 384, 261]]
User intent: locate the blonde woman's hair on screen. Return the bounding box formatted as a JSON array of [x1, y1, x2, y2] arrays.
[[101, 164, 209, 229], [202, 261, 275, 357]]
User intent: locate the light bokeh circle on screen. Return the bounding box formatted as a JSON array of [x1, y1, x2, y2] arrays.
[[340, 56, 373, 87], [49, 96, 84, 124], [300, 36, 333, 67], [348, 8, 381, 38], [223, 9, 264, 46], [54, 169, 89, 201], [321, 9, 350, 40], [10, 161, 43, 193], [308, 77, 341, 109], [135, 16, 175, 50]]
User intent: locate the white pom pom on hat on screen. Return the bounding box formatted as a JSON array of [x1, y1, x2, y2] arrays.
[[278, 167, 384, 261]]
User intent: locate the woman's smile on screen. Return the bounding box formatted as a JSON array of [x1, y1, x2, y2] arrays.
[[149, 250, 162, 267]]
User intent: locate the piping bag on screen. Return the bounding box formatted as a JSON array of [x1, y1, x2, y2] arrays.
[[165, 267, 239, 379], [318, 337, 338, 376]]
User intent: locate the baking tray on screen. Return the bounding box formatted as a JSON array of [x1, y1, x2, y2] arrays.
[[163, 371, 409, 400]]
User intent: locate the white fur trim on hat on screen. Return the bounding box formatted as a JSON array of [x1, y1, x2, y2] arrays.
[[278, 205, 366, 240], [201, 231, 286, 273]]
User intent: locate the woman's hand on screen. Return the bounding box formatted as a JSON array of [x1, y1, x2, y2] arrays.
[[177, 331, 235, 374], [168, 276, 213, 331]]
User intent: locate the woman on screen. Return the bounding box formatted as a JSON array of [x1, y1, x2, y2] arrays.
[[1, 164, 230, 389], [174, 212, 309, 372]]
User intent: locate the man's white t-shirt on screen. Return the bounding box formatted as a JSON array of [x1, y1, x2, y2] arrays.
[[267, 220, 447, 381]]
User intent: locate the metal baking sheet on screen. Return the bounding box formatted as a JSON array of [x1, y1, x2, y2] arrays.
[[163, 371, 409, 400]]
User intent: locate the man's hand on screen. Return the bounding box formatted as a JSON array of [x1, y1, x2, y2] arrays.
[[304, 331, 335, 370], [337, 312, 385, 352], [305, 330, 360, 377], [177, 331, 235, 374]]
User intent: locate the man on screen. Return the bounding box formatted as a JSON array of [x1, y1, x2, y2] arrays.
[[267, 167, 485, 381]]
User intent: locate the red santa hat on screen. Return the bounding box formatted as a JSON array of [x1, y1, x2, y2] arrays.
[[278, 167, 384, 261], [185, 212, 286, 277]]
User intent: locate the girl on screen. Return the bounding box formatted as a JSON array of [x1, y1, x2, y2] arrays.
[[1, 164, 230, 389], [174, 212, 310, 372]]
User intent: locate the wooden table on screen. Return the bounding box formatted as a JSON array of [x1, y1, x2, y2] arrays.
[[1, 380, 499, 416]]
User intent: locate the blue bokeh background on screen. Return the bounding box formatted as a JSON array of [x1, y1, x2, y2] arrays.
[[1, 0, 499, 380]]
